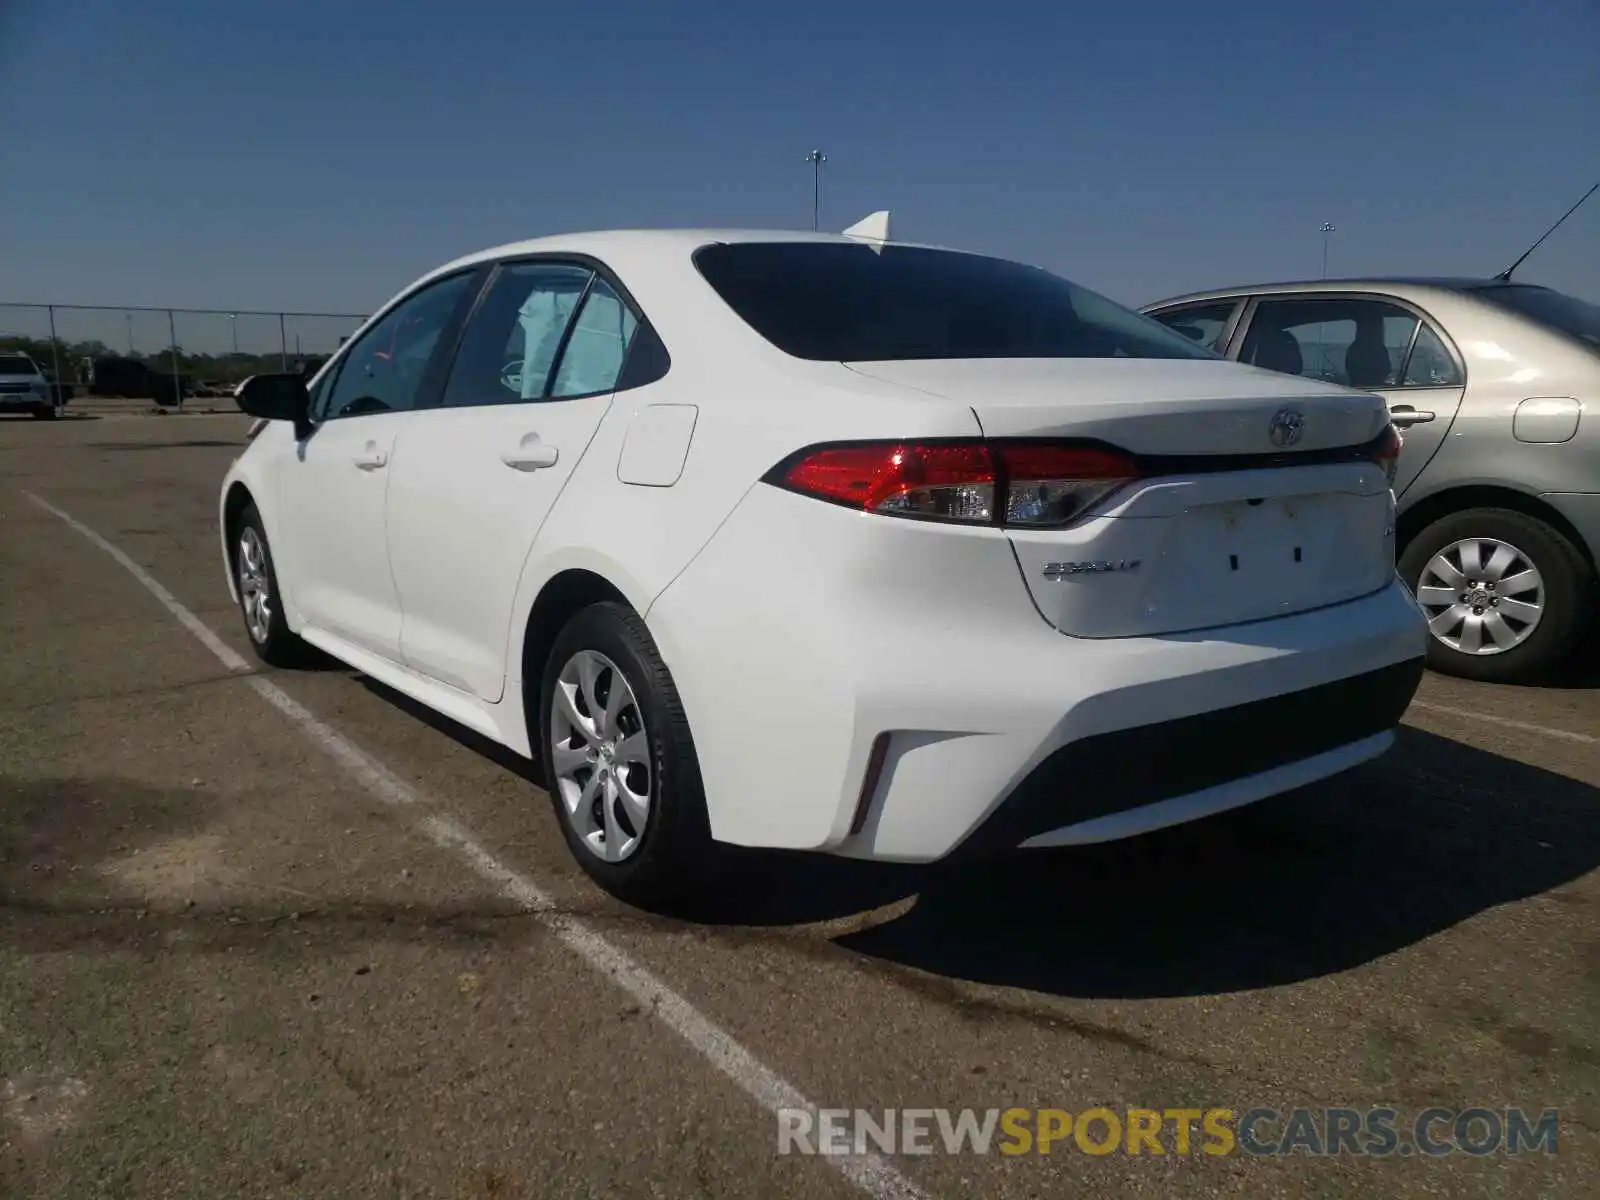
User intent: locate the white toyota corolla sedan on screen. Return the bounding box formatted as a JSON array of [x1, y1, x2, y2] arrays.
[[220, 221, 1429, 906]]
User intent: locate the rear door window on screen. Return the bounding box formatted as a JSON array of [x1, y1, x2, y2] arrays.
[[1239, 296, 1461, 389], [550, 278, 639, 398], [1401, 323, 1459, 387]]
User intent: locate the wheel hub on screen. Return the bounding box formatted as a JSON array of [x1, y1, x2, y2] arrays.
[[549, 650, 652, 864], [237, 527, 273, 645], [1415, 536, 1543, 656]]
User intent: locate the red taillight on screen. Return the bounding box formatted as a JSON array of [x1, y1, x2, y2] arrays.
[[1370, 423, 1402, 484], [769, 439, 1138, 528], [779, 442, 997, 522]]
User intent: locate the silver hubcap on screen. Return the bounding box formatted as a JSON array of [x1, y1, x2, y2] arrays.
[[549, 650, 652, 863], [237, 527, 272, 645], [1415, 537, 1544, 656]]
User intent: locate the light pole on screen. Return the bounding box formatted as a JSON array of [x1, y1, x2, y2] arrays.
[[1319, 222, 1336, 278], [805, 149, 827, 230], [229, 313, 238, 356], [125, 313, 133, 355]]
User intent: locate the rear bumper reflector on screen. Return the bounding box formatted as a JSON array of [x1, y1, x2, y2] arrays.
[[850, 733, 894, 836]]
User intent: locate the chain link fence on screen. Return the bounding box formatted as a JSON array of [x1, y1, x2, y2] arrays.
[[0, 302, 368, 410]]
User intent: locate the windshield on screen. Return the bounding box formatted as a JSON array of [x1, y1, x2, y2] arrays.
[[1466, 284, 1600, 349], [693, 242, 1219, 362], [0, 354, 38, 374]]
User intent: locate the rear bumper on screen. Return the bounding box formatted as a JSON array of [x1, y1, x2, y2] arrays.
[[944, 657, 1421, 861], [647, 484, 1430, 861]]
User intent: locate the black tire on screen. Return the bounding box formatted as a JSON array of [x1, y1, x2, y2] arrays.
[[232, 503, 313, 668], [1397, 507, 1593, 684], [537, 601, 716, 908], [31, 403, 56, 421]]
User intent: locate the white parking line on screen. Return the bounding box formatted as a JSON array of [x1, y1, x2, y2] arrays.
[[23, 490, 928, 1200], [1408, 700, 1595, 747]]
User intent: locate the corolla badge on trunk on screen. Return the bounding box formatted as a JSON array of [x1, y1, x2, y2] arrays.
[[1269, 407, 1305, 447], [1043, 559, 1142, 580]]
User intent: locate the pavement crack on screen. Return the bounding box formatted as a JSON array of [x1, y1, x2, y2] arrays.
[[1, 669, 254, 714], [549, 903, 1250, 1071], [0, 898, 550, 953], [851, 957, 1193, 1057]]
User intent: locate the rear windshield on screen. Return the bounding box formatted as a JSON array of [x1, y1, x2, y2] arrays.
[[693, 242, 1218, 362], [0, 354, 38, 374], [1467, 284, 1600, 349]]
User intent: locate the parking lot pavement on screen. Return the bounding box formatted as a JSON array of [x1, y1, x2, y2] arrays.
[[2, 413, 1597, 1198]]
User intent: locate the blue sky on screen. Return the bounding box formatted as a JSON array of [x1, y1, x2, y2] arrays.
[[2, 0, 1596, 338]]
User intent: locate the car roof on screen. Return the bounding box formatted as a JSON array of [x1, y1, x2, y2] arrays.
[[426, 227, 963, 278], [1143, 277, 1521, 308]]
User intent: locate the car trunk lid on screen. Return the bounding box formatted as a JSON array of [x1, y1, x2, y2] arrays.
[[844, 358, 1398, 638], [844, 357, 1385, 451]]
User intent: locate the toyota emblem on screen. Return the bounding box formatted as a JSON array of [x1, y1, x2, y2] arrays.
[[1268, 408, 1305, 448]]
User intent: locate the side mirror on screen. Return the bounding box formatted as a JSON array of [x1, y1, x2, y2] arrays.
[[235, 372, 312, 440]]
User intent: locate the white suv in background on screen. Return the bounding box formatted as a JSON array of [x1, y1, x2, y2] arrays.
[[0, 353, 59, 420]]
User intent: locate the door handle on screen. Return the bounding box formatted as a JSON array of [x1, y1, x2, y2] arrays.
[[1389, 406, 1436, 428], [501, 436, 559, 471], [353, 445, 388, 469]]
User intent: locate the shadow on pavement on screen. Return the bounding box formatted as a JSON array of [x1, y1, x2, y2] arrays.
[[829, 727, 1600, 998], [662, 727, 1599, 998], [1443, 627, 1600, 690], [353, 677, 545, 785], [276, 644, 359, 673], [335, 675, 1600, 996], [1531, 651, 1600, 690]]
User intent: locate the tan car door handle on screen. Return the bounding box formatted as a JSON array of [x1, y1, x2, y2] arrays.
[[1389, 406, 1436, 428]]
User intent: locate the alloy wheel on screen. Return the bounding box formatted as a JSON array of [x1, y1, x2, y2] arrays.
[[549, 650, 653, 862], [238, 527, 273, 645], [1414, 537, 1544, 656]]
